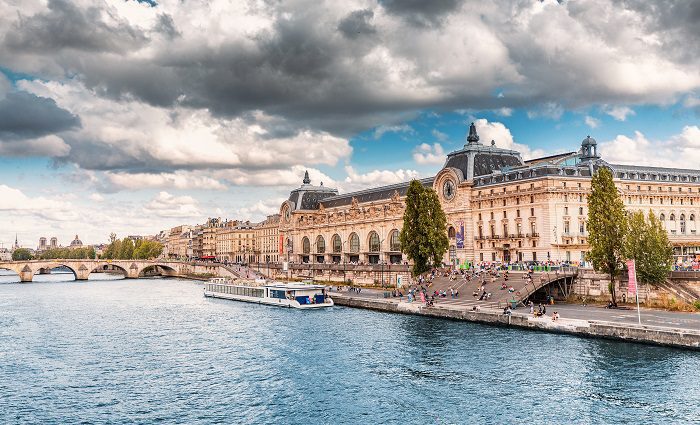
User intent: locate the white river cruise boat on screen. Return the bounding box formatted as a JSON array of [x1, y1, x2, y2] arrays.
[[204, 279, 334, 309]]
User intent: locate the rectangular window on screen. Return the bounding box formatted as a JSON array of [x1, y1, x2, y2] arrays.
[[480, 253, 484, 261], [533, 252, 537, 261], [517, 209, 521, 218], [530, 208, 535, 217], [503, 210, 507, 218], [564, 206, 568, 215], [491, 252, 496, 261], [579, 207, 583, 215]]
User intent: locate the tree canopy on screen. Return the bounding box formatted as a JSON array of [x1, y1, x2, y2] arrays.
[[399, 180, 449, 276], [586, 167, 627, 305], [623, 210, 672, 285], [39, 247, 96, 260], [101, 237, 163, 260], [11, 248, 33, 261]]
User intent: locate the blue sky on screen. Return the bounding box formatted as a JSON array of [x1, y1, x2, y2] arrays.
[[0, 0, 699, 248]]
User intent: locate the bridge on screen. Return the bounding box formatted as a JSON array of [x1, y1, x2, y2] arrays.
[[0, 259, 241, 282]]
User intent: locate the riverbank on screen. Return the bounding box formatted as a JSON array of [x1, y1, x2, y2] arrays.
[[331, 293, 700, 350]]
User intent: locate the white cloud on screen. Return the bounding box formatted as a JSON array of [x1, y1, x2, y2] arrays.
[[215, 165, 337, 188], [373, 124, 414, 139], [683, 95, 700, 108], [236, 198, 286, 220], [473, 118, 547, 160], [527, 103, 564, 120], [584, 115, 600, 129], [0, 184, 78, 221], [143, 191, 201, 218], [431, 129, 448, 142], [602, 105, 636, 121], [104, 171, 227, 191], [600, 126, 700, 168], [89, 193, 104, 202], [342, 165, 419, 192], [494, 107, 513, 117], [413, 143, 445, 165]]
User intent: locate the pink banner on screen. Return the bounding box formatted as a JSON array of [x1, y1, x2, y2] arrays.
[[626, 259, 637, 295]]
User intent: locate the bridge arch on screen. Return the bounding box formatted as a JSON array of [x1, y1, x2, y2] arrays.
[[88, 262, 129, 278], [137, 263, 178, 278]]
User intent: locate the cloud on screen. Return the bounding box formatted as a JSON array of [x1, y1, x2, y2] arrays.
[[0, 134, 71, 157], [343, 165, 419, 191], [236, 198, 286, 220], [143, 191, 201, 218], [473, 118, 546, 160], [0, 184, 78, 221], [413, 143, 445, 165], [600, 126, 700, 169], [381, 0, 464, 28], [103, 171, 227, 192], [0, 91, 79, 140], [494, 107, 513, 117], [584, 115, 600, 129], [526, 103, 564, 120], [338, 9, 376, 39], [89, 193, 104, 202], [602, 105, 635, 121], [373, 124, 414, 139], [431, 129, 448, 141]]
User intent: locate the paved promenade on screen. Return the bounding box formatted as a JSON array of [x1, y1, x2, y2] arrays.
[[329, 286, 700, 333]]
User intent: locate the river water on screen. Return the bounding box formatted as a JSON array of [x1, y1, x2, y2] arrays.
[[1, 271, 698, 424]]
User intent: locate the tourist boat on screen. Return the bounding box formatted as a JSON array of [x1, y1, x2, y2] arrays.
[[204, 280, 334, 309]]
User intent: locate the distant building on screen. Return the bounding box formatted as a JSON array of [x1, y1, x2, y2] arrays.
[[50, 237, 58, 249], [69, 235, 83, 249]]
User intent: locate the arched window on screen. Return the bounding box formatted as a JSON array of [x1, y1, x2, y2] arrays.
[[368, 231, 380, 252], [390, 230, 401, 251], [448, 226, 456, 238], [660, 214, 665, 221], [316, 235, 325, 253], [680, 215, 686, 233], [349, 233, 360, 253], [302, 237, 310, 254], [690, 214, 695, 222], [670, 214, 675, 221], [332, 234, 342, 253]]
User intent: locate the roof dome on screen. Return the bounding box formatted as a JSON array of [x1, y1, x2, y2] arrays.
[[70, 235, 83, 246], [582, 135, 597, 146]]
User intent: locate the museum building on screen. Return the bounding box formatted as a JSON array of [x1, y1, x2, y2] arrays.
[[278, 123, 700, 267]]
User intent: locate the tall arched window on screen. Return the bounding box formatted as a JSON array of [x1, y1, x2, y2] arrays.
[[390, 230, 401, 251], [368, 231, 380, 252], [332, 234, 342, 253], [670, 214, 676, 221], [349, 233, 360, 253], [690, 214, 695, 222], [316, 235, 325, 253], [680, 214, 686, 234], [302, 237, 310, 254], [660, 213, 665, 221], [448, 226, 456, 238]]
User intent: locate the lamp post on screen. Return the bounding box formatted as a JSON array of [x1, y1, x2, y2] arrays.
[[311, 241, 316, 282], [552, 226, 559, 264]]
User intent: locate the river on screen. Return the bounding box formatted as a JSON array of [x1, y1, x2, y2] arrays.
[[0, 271, 698, 424]]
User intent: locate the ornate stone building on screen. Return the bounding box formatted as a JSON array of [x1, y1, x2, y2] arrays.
[[279, 123, 700, 268]]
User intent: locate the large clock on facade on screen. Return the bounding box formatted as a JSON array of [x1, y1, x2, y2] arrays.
[[442, 179, 455, 200]]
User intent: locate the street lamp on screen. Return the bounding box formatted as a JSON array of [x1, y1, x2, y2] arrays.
[[552, 226, 559, 264], [342, 240, 348, 285], [311, 241, 317, 282]]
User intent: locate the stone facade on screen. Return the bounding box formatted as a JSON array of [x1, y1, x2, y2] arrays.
[[278, 123, 700, 269]]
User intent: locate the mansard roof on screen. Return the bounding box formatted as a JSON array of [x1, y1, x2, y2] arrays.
[[287, 170, 338, 211], [320, 177, 435, 208]]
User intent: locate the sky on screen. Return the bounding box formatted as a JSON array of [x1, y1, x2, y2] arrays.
[[0, 0, 699, 249]]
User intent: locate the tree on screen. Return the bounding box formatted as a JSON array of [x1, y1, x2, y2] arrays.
[[12, 248, 33, 261], [624, 210, 672, 285], [399, 179, 449, 276], [586, 167, 627, 306]]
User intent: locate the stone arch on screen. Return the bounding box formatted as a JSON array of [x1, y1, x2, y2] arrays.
[[88, 262, 129, 278], [316, 235, 326, 254], [448, 226, 456, 238], [138, 263, 178, 278]]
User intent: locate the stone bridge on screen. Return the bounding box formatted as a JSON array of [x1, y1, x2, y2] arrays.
[[0, 260, 240, 282]]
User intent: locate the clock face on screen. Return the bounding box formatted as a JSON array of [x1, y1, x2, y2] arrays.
[[443, 179, 455, 200]]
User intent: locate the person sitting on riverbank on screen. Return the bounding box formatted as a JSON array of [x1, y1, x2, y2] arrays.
[[501, 282, 507, 290], [552, 311, 560, 321]]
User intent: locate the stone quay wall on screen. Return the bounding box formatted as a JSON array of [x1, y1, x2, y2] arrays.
[[331, 294, 700, 351]]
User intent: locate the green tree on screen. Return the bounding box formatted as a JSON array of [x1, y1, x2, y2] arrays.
[[12, 248, 33, 261], [399, 179, 449, 276], [586, 167, 627, 306], [118, 238, 134, 260], [624, 210, 672, 285]]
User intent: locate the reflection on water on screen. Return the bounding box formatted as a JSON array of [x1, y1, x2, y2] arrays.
[[0, 276, 698, 424]]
